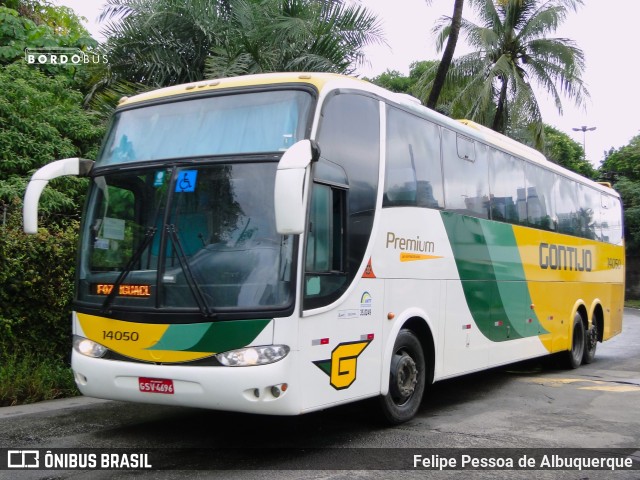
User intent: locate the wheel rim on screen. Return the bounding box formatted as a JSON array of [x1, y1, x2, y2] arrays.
[[390, 349, 418, 405], [587, 323, 598, 352], [572, 321, 585, 364]]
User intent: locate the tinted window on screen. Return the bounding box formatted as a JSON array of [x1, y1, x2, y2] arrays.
[[384, 106, 443, 208], [489, 150, 526, 224], [555, 177, 580, 236], [525, 163, 557, 231], [575, 183, 601, 240], [602, 194, 623, 245], [443, 129, 489, 219]]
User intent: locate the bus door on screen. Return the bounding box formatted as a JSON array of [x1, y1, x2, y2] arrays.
[[297, 92, 383, 412]]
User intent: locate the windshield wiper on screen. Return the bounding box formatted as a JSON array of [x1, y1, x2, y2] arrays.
[[166, 224, 215, 318], [100, 226, 157, 314]]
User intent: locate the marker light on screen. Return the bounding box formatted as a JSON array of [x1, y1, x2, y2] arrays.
[[216, 345, 290, 367], [73, 335, 107, 358]]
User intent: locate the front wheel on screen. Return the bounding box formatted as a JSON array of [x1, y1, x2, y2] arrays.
[[564, 313, 586, 369], [378, 330, 426, 424]]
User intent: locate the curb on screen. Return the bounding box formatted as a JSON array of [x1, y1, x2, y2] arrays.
[[0, 396, 111, 419]]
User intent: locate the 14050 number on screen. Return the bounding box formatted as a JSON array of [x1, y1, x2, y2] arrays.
[[102, 330, 139, 341]]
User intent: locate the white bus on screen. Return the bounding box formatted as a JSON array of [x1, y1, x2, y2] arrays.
[[24, 73, 625, 423]]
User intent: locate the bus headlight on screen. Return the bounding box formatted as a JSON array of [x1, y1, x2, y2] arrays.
[[216, 345, 290, 366], [73, 335, 107, 358]]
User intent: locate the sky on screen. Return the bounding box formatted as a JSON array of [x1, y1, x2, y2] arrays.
[[55, 0, 640, 166]]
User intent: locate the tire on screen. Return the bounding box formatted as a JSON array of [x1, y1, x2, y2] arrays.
[[583, 319, 598, 364], [564, 313, 586, 369], [378, 330, 426, 425]]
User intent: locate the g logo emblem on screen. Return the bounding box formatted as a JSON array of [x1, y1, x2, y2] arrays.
[[314, 340, 371, 390]]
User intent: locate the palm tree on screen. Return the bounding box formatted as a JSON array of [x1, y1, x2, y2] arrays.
[[206, 0, 384, 77], [425, 0, 588, 147], [97, 0, 383, 87], [98, 0, 233, 86], [425, 0, 465, 110]]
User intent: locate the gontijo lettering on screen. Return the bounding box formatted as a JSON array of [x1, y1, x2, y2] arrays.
[[539, 243, 592, 272]]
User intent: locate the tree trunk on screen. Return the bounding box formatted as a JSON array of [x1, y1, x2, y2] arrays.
[[492, 77, 509, 133], [426, 0, 464, 110]]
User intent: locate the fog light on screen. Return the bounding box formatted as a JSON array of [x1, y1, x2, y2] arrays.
[[73, 335, 107, 358], [74, 371, 88, 385]]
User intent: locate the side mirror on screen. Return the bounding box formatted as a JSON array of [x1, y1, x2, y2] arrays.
[[274, 140, 319, 235], [23, 157, 94, 234]]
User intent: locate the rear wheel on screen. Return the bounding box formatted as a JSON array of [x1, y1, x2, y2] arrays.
[[565, 313, 585, 369], [378, 330, 426, 424], [583, 320, 598, 364]]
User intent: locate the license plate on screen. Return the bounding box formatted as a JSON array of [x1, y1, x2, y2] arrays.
[[139, 377, 174, 394]]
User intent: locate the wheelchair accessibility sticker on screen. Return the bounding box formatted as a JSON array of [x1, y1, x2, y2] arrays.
[[175, 170, 198, 192]]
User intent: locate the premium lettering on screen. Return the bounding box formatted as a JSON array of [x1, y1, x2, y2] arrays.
[[386, 232, 434, 253], [539, 243, 592, 272]]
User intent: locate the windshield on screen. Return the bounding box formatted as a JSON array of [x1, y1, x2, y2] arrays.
[[97, 90, 312, 166], [77, 163, 295, 315]]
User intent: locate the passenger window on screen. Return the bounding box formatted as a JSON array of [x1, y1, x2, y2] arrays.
[[442, 129, 489, 219], [384, 106, 443, 208], [525, 163, 557, 231], [575, 183, 600, 240], [489, 151, 526, 224], [601, 194, 623, 245], [555, 177, 580, 236]]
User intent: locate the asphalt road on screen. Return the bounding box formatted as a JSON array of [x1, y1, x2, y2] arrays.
[[2, 309, 640, 480]]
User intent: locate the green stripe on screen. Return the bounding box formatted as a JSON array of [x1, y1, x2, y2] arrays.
[[148, 319, 271, 353], [441, 212, 546, 341]]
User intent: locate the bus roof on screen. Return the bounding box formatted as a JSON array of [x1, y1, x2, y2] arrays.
[[117, 72, 617, 198], [117, 72, 362, 107]]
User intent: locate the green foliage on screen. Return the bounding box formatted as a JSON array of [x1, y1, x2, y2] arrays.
[[97, 0, 384, 89], [625, 298, 640, 309], [0, 1, 102, 406], [0, 349, 78, 406], [610, 177, 640, 251], [367, 69, 414, 93], [418, 0, 588, 148], [367, 61, 438, 96], [0, 207, 78, 359], [542, 125, 596, 178], [599, 135, 640, 256], [0, 62, 104, 220], [600, 134, 640, 182], [0, 4, 97, 85]]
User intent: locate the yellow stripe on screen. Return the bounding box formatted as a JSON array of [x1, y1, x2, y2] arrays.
[[399, 252, 442, 262], [77, 313, 212, 363], [511, 226, 625, 352]]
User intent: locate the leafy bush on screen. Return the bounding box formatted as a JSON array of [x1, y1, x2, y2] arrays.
[[0, 206, 78, 359], [0, 350, 78, 407], [0, 62, 103, 222]]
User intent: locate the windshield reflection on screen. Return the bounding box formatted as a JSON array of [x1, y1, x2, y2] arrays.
[[78, 163, 294, 314]]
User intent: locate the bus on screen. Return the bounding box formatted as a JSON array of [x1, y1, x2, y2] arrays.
[[23, 73, 625, 424]]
